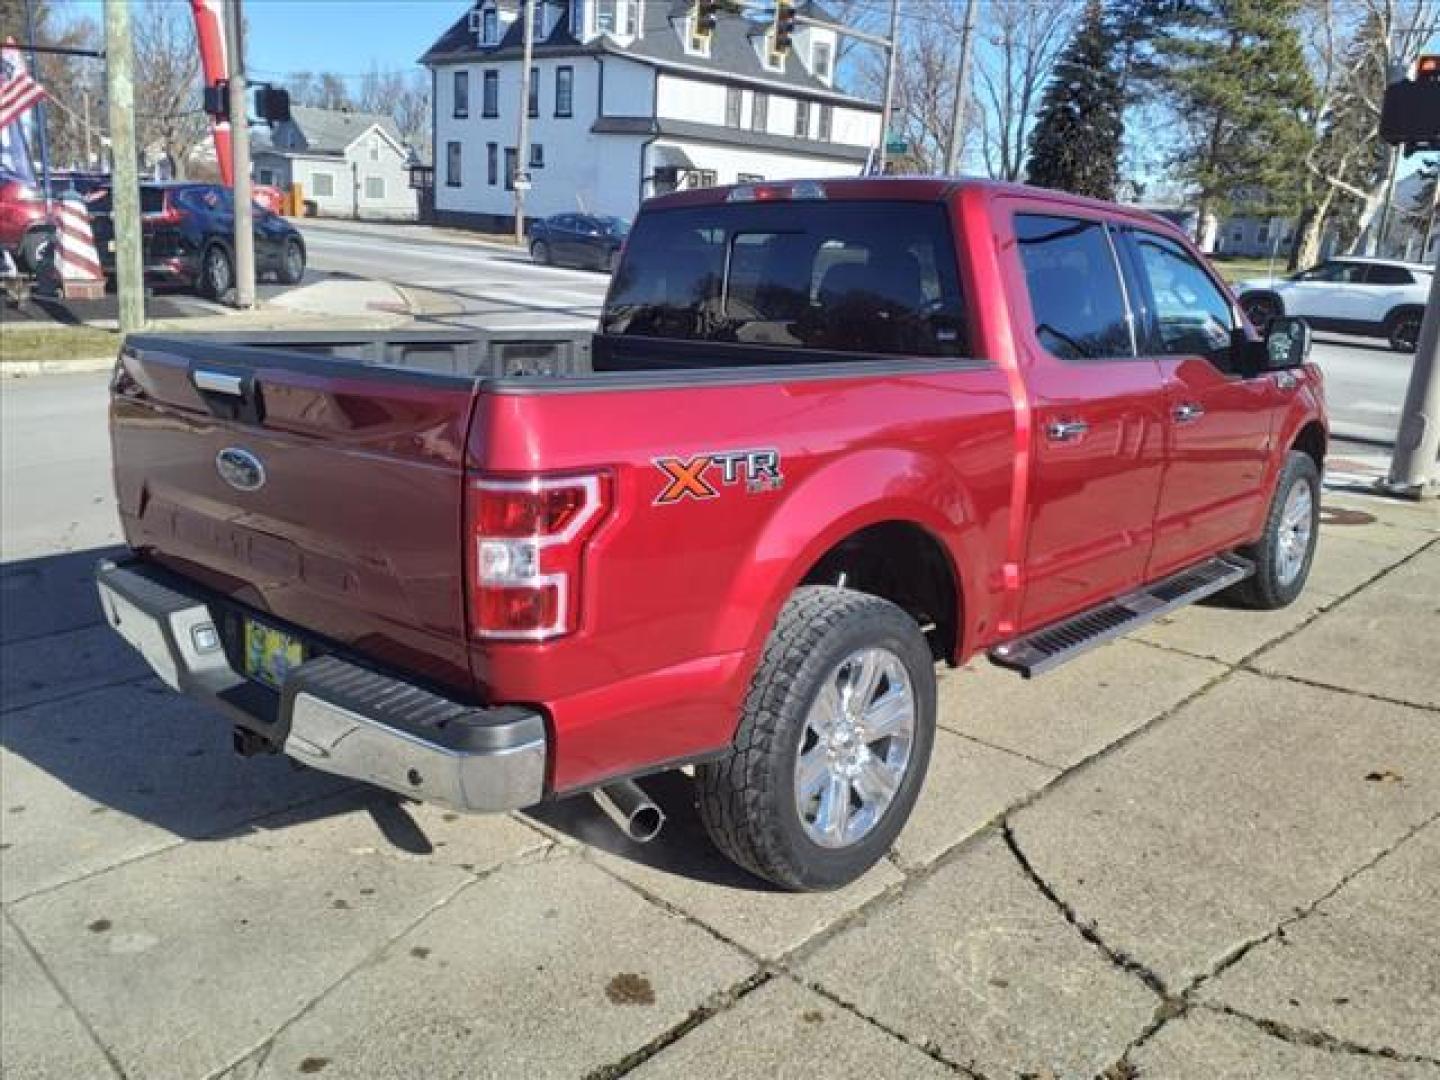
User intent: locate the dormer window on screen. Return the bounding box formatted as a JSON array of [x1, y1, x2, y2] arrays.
[[683, 15, 711, 56], [594, 0, 638, 37], [473, 4, 498, 45], [530, 0, 546, 41], [761, 32, 784, 72], [812, 39, 833, 83]]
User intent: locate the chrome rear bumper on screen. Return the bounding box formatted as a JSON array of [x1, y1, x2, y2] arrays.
[[95, 558, 547, 813]]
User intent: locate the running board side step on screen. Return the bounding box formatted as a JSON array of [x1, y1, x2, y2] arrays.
[[988, 554, 1254, 678]]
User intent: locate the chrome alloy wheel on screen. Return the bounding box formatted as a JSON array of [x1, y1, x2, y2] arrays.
[[1276, 479, 1314, 586], [794, 647, 916, 849]]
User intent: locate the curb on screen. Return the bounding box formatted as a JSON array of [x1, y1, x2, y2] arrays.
[[1, 356, 115, 378]]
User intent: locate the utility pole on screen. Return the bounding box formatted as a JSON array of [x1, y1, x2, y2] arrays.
[[103, 0, 144, 333], [944, 0, 977, 175], [225, 0, 256, 309], [514, 0, 535, 245], [877, 0, 900, 173], [1382, 243, 1440, 498]]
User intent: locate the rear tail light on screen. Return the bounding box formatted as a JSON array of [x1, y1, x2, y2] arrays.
[[465, 473, 610, 641]]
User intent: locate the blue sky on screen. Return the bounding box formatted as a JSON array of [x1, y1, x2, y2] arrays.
[[71, 0, 461, 81]]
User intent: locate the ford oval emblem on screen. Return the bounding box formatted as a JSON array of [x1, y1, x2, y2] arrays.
[[216, 447, 266, 492]]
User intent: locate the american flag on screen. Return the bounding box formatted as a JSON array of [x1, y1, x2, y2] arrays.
[[1, 38, 47, 133]]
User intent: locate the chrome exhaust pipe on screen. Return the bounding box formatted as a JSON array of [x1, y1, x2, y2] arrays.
[[592, 779, 665, 843]]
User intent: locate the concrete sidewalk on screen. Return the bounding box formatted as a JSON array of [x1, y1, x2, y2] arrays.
[[1, 488, 1436, 1080]]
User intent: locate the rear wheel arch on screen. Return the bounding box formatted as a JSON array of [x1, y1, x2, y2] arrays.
[[800, 520, 963, 665]]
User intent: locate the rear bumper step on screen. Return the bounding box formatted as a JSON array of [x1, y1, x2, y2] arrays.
[[94, 558, 547, 813], [989, 554, 1254, 678]]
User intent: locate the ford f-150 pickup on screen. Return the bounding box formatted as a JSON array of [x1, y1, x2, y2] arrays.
[[97, 178, 1326, 890]]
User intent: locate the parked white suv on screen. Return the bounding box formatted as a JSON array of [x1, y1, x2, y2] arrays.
[[1236, 257, 1431, 352]]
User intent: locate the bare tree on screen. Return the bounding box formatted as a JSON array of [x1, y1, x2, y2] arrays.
[[0, 0, 104, 170], [974, 0, 1074, 181], [132, 0, 209, 179], [1302, 0, 1440, 258], [358, 65, 432, 160]]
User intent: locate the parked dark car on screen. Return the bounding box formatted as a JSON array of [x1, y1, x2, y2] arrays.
[[90, 182, 306, 299], [528, 213, 628, 272]]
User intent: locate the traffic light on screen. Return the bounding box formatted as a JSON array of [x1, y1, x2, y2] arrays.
[[255, 84, 292, 125], [1381, 56, 1440, 155], [772, 0, 797, 57], [693, 0, 720, 45], [203, 81, 230, 121]]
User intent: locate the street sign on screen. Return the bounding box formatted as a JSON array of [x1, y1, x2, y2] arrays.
[[514, 177, 533, 192]]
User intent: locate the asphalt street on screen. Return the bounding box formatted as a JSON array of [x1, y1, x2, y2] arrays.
[[297, 219, 1416, 446]]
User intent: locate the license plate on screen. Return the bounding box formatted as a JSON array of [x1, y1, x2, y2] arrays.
[[243, 618, 305, 689]]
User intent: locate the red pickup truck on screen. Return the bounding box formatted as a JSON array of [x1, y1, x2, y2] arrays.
[[97, 178, 1325, 890]]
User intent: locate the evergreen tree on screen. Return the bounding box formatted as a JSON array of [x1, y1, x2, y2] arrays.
[[1025, 0, 1125, 200], [1153, 0, 1316, 237]]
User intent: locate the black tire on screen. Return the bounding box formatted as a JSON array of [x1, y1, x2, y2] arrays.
[[1240, 291, 1283, 331], [198, 244, 233, 301], [1228, 451, 1320, 610], [1385, 307, 1422, 353], [696, 586, 936, 892], [18, 228, 50, 273], [531, 240, 550, 266], [277, 238, 305, 285]]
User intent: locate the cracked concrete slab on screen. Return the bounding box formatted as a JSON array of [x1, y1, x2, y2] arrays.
[[1134, 592, 1332, 665], [529, 770, 903, 960], [1010, 671, 1440, 990], [1303, 528, 1433, 600], [942, 639, 1225, 768], [628, 976, 954, 1079], [890, 726, 1057, 871], [798, 832, 1159, 1078], [0, 682, 350, 903], [1253, 542, 1439, 708], [0, 915, 117, 1080], [1199, 821, 1440, 1061], [1131, 1007, 1439, 1079], [6, 803, 484, 1080], [253, 856, 755, 1080]]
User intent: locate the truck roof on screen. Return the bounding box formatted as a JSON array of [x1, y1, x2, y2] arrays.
[[642, 175, 1186, 238]]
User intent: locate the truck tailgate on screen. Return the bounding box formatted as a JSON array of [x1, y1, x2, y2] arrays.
[[109, 337, 481, 694]]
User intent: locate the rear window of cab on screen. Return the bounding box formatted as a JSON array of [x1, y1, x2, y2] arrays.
[[598, 201, 968, 368]]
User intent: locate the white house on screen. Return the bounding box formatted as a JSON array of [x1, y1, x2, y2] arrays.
[[253, 106, 419, 221], [420, 0, 882, 231]]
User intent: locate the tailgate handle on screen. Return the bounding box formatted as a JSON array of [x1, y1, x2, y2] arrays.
[[193, 370, 245, 396]]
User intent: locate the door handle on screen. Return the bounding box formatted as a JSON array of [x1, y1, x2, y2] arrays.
[[1046, 419, 1089, 442], [193, 370, 245, 396], [1173, 402, 1205, 423]]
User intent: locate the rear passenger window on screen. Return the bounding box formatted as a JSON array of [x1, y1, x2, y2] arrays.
[[1365, 264, 1413, 285], [1015, 214, 1132, 361]]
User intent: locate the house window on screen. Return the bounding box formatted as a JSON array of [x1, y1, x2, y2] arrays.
[[737, 172, 763, 183], [257, 168, 276, 185], [529, 67, 539, 117], [483, 70, 499, 117], [482, 6, 499, 44], [530, 143, 545, 168], [312, 171, 336, 197], [488, 141, 498, 185], [445, 143, 461, 187], [369, 141, 380, 162], [364, 176, 386, 200], [596, 0, 617, 32], [763, 33, 784, 71], [531, 0, 545, 40], [817, 104, 833, 141], [504, 147, 518, 190], [812, 40, 833, 81], [751, 92, 768, 133], [686, 16, 711, 55], [454, 71, 470, 118], [688, 169, 717, 189], [555, 67, 573, 116], [794, 101, 809, 138], [1257, 224, 1270, 244], [725, 87, 742, 128]]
